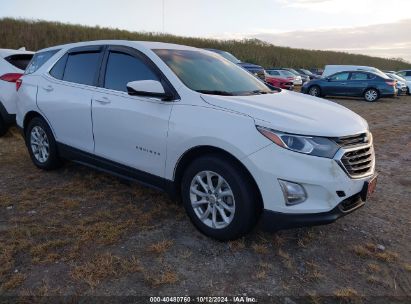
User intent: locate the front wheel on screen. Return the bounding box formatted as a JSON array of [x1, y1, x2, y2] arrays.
[[181, 155, 259, 241], [308, 85, 321, 97], [25, 117, 62, 170], [364, 88, 379, 102]]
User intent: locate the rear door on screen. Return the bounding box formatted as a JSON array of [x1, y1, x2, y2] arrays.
[[37, 46, 104, 153], [91, 45, 173, 178], [346, 72, 370, 96]]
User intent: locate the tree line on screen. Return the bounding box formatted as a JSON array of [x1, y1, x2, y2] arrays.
[[1, 18, 410, 70]]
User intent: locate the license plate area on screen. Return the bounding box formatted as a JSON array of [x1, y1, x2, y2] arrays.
[[361, 174, 378, 201]]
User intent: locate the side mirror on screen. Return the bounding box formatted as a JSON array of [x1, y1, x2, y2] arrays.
[[126, 80, 173, 100], [326, 77, 331, 81]]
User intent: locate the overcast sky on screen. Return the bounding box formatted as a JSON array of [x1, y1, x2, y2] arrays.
[[1, 0, 410, 62]]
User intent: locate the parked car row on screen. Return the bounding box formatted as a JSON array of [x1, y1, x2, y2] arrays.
[[300, 64, 411, 101], [0, 41, 381, 241]]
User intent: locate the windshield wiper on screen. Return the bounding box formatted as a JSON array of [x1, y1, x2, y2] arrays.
[[197, 90, 234, 96]]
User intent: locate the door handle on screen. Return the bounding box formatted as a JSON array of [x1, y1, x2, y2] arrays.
[[43, 85, 54, 92], [94, 97, 111, 105]]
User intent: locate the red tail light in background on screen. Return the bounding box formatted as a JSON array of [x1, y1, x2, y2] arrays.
[[0, 73, 23, 83]]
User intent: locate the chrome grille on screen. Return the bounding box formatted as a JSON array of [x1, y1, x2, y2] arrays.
[[334, 132, 375, 178], [335, 133, 369, 147]]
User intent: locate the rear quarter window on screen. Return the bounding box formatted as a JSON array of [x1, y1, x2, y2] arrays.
[[62, 52, 101, 86], [25, 50, 60, 74]]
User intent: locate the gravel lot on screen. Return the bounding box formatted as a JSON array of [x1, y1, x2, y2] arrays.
[[0, 95, 410, 302]]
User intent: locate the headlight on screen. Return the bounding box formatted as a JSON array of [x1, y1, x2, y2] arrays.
[[257, 126, 339, 158]]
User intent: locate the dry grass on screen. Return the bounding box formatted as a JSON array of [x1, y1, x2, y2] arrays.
[[277, 248, 293, 270], [334, 287, 361, 303], [353, 243, 399, 263], [1, 273, 26, 291], [228, 238, 246, 251], [144, 269, 179, 286], [252, 243, 269, 255], [147, 240, 174, 255], [305, 261, 325, 281], [71, 253, 142, 288]]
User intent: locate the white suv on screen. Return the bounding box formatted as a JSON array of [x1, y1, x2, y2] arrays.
[[16, 41, 377, 240], [0, 48, 33, 136]]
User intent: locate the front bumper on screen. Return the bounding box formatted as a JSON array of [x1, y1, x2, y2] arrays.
[[243, 141, 375, 215], [261, 191, 365, 230]]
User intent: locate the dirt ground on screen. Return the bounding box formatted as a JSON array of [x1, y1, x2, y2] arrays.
[[0, 95, 410, 303]]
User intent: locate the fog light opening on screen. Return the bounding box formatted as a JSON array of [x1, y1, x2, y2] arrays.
[[278, 180, 307, 206]]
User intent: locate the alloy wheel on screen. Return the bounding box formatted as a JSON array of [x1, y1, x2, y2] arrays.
[[309, 87, 319, 96], [189, 171, 235, 229], [30, 126, 50, 163], [365, 89, 378, 102]]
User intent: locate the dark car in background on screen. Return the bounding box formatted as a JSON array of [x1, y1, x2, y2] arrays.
[[301, 71, 397, 102], [205, 48, 265, 81], [309, 68, 324, 76], [296, 68, 320, 80]]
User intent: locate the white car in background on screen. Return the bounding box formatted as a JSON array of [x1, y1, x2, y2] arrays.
[[16, 40, 377, 240], [396, 70, 411, 95], [322, 65, 388, 78], [0, 48, 33, 136], [386, 72, 408, 95]]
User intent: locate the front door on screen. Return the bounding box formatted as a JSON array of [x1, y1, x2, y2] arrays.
[[91, 46, 173, 178], [325, 72, 350, 96]]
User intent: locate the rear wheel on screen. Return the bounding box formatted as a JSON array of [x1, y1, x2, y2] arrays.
[[0, 116, 7, 137], [364, 88, 379, 102], [308, 85, 321, 97], [181, 155, 259, 241], [25, 117, 62, 170]]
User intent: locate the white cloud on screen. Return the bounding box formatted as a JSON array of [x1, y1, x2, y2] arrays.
[[244, 19, 411, 62], [277, 0, 411, 23]]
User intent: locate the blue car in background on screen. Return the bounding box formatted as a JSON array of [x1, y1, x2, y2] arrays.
[[301, 71, 397, 102]]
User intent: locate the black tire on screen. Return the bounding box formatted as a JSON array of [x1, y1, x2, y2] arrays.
[[407, 88, 410, 96], [308, 85, 321, 97], [0, 116, 7, 137], [25, 117, 62, 170], [364, 88, 379, 102], [181, 154, 259, 241]]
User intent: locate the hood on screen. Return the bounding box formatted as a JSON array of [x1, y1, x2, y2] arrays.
[[238, 62, 264, 70], [201, 90, 368, 137]]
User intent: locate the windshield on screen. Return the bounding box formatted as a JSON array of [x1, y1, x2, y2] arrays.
[[387, 73, 405, 81], [154, 49, 272, 95], [301, 69, 314, 75], [287, 68, 301, 76], [216, 51, 241, 64]]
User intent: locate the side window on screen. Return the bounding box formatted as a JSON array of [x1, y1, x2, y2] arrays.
[[49, 54, 67, 80], [25, 50, 59, 74], [350, 72, 368, 80], [104, 52, 159, 92], [330, 72, 350, 81], [397, 71, 406, 77], [268, 71, 280, 76], [406, 71, 411, 76], [5, 54, 34, 70], [63, 52, 101, 86]]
